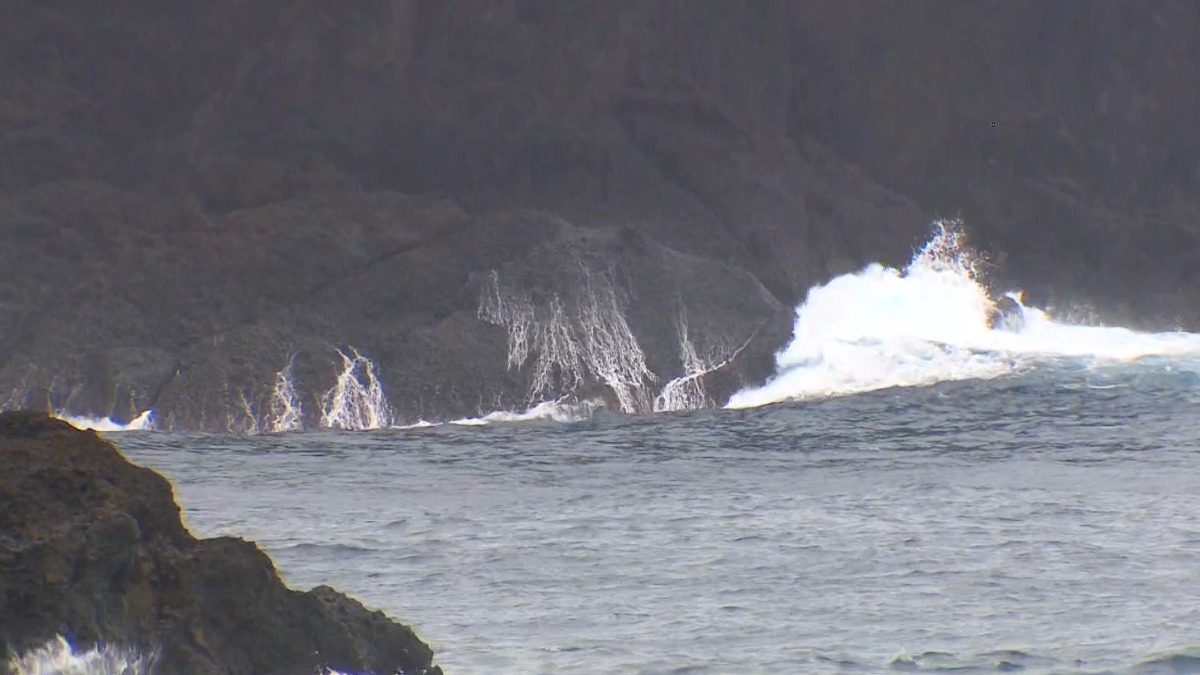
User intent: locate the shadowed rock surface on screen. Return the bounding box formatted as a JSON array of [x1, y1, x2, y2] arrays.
[[2, 1, 1198, 428], [0, 411, 443, 674]]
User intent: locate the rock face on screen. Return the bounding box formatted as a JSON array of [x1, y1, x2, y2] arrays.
[[2, 2, 1199, 429], [0, 411, 443, 674]]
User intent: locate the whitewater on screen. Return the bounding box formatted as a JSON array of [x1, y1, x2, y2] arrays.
[[16, 221, 1200, 674], [44, 221, 1200, 434], [728, 222, 1200, 409]]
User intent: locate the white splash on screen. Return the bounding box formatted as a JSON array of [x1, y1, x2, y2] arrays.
[[53, 409, 154, 433], [478, 266, 657, 413], [728, 219, 1200, 409], [8, 635, 154, 675], [394, 419, 438, 430], [320, 348, 394, 430], [472, 399, 600, 424]]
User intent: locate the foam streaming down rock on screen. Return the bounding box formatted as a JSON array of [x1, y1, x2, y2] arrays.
[[478, 267, 657, 413], [727, 220, 1200, 409], [320, 348, 394, 430], [653, 306, 765, 413], [653, 310, 717, 412], [235, 357, 307, 434], [266, 357, 304, 433]]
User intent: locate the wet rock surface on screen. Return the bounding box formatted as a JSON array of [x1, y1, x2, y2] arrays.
[[2, 2, 1198, 428], [0, 411, 443, 674]]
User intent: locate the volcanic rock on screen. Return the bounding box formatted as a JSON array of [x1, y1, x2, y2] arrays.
[[0, 410, 443, 675], [2, 2, 1199, 428]]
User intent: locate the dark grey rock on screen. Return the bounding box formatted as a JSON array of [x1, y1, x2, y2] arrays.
[[0, 411, 443, 675]]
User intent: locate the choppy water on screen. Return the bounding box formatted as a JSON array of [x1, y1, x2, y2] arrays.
[[106, 360, 1200, 675], [17, 222, 1200, 673]]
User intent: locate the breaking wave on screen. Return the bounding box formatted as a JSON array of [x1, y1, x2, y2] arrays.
[[397, 399, 601, 429], [7, 635, 372, 675], [53, 409, 154, 433], [727, 220, 1200, 409], [29, 220, 1200, 430], [7, 636, 155, 675]]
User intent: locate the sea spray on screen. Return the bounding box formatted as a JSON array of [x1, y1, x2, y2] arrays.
[[7, 636, 363, 675], [320, 347, 394, 430], [53, 409, 154, 433], [727, 220, 1200, 409], [478, 266, 657, 413], [8, 635, 155, 675], [0, 368, 154, 432]]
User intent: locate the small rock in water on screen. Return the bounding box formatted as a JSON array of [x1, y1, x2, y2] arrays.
[[988, 295, 1026, 332]]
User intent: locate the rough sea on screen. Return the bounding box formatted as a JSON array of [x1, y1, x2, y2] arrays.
[[15, 225, 1200, 674]]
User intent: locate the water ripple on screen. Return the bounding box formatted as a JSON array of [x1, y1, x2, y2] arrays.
[[112, 367, 1200, 675]]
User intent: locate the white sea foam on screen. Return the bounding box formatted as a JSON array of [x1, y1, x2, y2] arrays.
[[8, 635, 154, 675], [7, 635, 368, 675], [727, 220, 1200, 409], [53, 409, 155, 433], [470, 398, 601, 424], [397, 399, 601, 429]]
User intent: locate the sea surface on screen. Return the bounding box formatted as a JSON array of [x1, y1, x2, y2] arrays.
[[112, 361, 1200, 675], [16, 224, 1200, 674]]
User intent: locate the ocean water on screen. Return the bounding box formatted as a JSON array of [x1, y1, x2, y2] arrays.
[[15, 222, 1200, 674], [109, 368, 1200, 675]]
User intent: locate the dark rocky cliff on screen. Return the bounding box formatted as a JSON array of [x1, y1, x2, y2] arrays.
[[2, 1, 1197, 429], [0, 410, 442, 674]]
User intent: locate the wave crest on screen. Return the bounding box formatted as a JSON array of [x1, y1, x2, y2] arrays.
[[728, 220, 1200, 409]]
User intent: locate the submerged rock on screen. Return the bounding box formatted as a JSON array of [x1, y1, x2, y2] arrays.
[[987, 295, 1026, 332], [0, 410, 443, 675]]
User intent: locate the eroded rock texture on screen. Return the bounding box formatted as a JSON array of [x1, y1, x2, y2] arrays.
[[2, 2, 1197, 428]]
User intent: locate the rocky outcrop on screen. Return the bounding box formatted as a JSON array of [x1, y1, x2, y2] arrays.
[[0, 411, 443, 674], [2, 2, 1198, 428]]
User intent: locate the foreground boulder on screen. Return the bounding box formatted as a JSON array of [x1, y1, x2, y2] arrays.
[[0, 411, 442, 675]]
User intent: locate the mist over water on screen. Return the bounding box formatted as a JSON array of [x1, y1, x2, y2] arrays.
[[728, 222, 1200, 409]]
